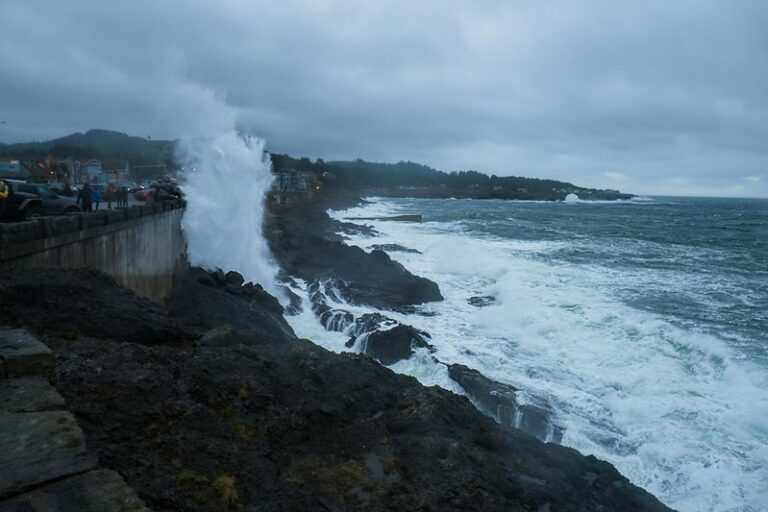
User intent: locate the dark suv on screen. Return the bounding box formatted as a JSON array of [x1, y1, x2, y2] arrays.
[[2, 180, 81, 220]]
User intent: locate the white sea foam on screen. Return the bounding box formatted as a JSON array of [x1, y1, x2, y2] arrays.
[[293, 196, 768, 512], [564, 193, 580, 203]]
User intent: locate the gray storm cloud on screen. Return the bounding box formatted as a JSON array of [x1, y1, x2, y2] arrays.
[[1, 0, 767, 196]]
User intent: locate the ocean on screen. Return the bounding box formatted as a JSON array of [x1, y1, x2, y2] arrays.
[[285, 195, 768, 512]]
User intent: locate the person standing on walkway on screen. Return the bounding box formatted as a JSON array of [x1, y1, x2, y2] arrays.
[[106, 182, 116, 209], [77, 183, 93, 213], [120, 186, 129, 207], [92, 185, 101, 210], [0, 181, 9, 221]]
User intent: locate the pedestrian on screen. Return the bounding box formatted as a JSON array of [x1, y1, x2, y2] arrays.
[[92, 185, 101, 210], [0, 180, 9, 222], [106, 182, 116, 209], [77, 183, 93, 213], [121, 186, 129, 207]]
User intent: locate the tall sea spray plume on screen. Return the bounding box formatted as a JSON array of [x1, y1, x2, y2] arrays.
[[171, 81, 279, 294]]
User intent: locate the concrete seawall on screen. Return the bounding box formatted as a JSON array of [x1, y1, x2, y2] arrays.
[[0, 202, 185, 303]]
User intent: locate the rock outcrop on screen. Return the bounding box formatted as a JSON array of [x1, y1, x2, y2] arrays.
[[0, 267, 673, 511], [267, 203, 443, 311], [368, 244, 421, 254], [448, 364, 564, 444], [167, 267, 296, 344], [347, 325, 435, 366], [0, 326, 149, 511], [0, 269, 192, 345]]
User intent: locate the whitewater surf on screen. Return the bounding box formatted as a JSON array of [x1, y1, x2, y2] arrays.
[[285, 196, 768, 512]]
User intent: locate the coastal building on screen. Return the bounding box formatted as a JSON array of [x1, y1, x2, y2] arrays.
[[272, 169, 320, 193], [0, 158, 29, 179], [29, 161, 57, 182], [270, 169, 322, 203], [80, 159, 106, 184]]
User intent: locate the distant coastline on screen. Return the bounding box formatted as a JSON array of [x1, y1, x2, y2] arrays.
[[1, 129, 634, 202]]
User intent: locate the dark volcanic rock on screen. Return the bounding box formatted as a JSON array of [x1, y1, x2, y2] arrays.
[[279, 286, 303, 315], [449, 364, 564, 444], [0, 268, 193, 345], [315, 243, 441, 310], [167, 267, 296, 344], [319, 309, 355, 332], [347, 313, 398, 338], [307, 280, 355, 332], [267, 204, 443, 311], [337, 221, 378, 238], [8, 270, 671, 512], [468, 295, 496, 307], [353, 325, 435, 366], [369, 244, 421, 254], [225, 271, 245, 287], [48, 334, 672, 512], [0, 468, 149, 512]]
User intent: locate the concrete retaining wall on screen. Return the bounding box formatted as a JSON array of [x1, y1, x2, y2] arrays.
[[0, 202, 185, 303]]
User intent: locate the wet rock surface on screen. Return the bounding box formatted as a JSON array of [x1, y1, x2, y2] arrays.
[[0, 469, 150, 512], [349, 325, 435, 366], [0, 267, 672, 511], [267, 203, 442, 311], [468, 295, 496, 307], [368, 244, 421, 254], [0, 411, 98, 498], [307, 280, 356, 332], [347, 313, 398, 338], [0, 269, 192, 346], [0, 328, 55, 380], [0, 376, 66, 413], [448, 364, 565, 444], [167, 267, 296, 344]]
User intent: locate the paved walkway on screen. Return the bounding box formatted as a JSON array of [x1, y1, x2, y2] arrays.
[[0, 327, 149, 511]]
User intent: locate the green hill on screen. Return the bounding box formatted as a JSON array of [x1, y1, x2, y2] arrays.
[[0, 129, 175, 168]]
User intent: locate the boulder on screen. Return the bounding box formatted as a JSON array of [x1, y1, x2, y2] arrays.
[[0, 377, 66, 413], [448, 364, 564, 444], [0, 469, 150, 512], [0, 328, 55, 381], [467, 295, 496, 307], [369, 244, 421, 254], [225, 271, 245, 287], [319, 309, 355, 332], [279, 286, 303, 315], [347, 313, 398, 338], [0, 411, 97, 498], [167, 267, 296, 345], [354, 325, 434, 365]]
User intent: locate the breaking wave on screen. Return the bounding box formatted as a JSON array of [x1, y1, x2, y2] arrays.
[[286, 196, 768, 512]]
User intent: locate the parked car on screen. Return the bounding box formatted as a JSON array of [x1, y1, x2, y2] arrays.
[[7, 181, 81, 218], [134, 182, 181, 202], [109, 179, 140, 193], [1, 179, 42, 221], [48, 182, 77, 198], [135, 185, 180, 202]]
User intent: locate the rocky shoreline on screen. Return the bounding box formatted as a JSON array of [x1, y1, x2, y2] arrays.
[[267, 196, 570, 443], [0, 196, 675, 511]]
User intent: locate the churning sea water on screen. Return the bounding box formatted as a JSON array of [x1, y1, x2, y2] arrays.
[[285, 195, 768, 512]]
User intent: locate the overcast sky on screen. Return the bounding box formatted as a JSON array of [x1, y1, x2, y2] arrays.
[[1, 1, 767, 196]]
